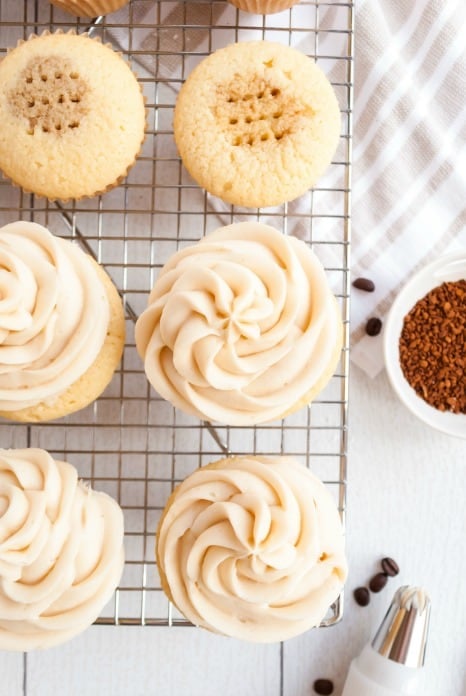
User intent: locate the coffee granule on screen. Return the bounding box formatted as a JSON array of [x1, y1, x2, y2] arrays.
[[399, 280, 466, 413]]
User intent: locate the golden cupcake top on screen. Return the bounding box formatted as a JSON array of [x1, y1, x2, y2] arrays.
[[156, 455, 347, 642], [0, 31, 146, 200], [0, 221, 110, 414], [136, 222, 343, 426], [50, 0, 130, 18]]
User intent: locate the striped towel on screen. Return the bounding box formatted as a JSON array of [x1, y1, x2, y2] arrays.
[[351, 0, 466, 376]]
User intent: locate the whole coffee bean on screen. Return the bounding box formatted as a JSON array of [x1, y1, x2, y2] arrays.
[[369, 572, 388, 593], [381, 557, 400, 577], [313, 678, 334, 695], [365, 317, 383, 336], [353, 586, 370, 606], [353, 277, 375, 292]]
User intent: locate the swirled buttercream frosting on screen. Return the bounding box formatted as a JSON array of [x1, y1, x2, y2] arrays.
[[135, 222, 342, 425], [156, 455, 347, 642], [0, 448, 124, 650], [0, 221, 109, 412]]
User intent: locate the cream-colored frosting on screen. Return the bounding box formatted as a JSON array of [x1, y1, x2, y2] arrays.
[[157, 455, 347, 642], [396, 586, 429, 613], [0, 221, 109, 411], [136, 222, 341, 425], [0, 448, 124, 650]]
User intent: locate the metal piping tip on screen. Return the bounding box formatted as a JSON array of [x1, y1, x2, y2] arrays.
[[371, 586, 431, 668]]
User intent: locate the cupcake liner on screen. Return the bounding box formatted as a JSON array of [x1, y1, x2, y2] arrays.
[[0, 30, 147, 202], [228, 0, 300, 14], [50, 0, 130, 18]]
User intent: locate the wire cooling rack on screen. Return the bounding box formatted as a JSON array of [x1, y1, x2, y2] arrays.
[[0, 0, 353, 627]]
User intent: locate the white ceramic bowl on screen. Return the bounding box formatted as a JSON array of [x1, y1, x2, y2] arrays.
[[384, 251, 466, 439]]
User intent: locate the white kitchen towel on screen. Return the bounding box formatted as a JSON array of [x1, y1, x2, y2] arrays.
[[94, 0, 466, 378], [351, 0, 466, 376]]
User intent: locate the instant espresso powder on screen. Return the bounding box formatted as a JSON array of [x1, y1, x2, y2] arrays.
[[399, 280, 466, 413]]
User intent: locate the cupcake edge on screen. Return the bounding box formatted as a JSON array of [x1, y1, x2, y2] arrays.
[[50, 0, 130, 18], [228, 0, 300, 14], [279, 295, 343, 420]]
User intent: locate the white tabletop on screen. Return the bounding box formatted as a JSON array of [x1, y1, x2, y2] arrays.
[[2, 365, 465, 696]]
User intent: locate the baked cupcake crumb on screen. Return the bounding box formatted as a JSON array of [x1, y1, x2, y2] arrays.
[[174, 41, 340, 208], [0, 31, 146, 200]]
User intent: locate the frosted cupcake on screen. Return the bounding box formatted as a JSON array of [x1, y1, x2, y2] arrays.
[[156, 455, 347, 642], [0, 221, 125, 422], [0, 448, 124, 651], [50, 0, 130, 17], [135, 222, 342, 426], [0, 31, 145, 200]]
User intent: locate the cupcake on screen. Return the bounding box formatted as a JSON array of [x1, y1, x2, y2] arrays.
[[0, 221, 125, 422], [174, 40, 340, 208], [0, 31, 146, 200], [135, 222, 343, 426], [156, 455, 347, 642], [0, 448, 124, 651], [50, 0, 130, 17], [227, 0, 299, 14]]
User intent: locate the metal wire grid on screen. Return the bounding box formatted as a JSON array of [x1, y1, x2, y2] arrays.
[[0, 0, 353, 627]]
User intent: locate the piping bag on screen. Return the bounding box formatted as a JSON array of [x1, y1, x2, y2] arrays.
[[341, 586, 431, 696]]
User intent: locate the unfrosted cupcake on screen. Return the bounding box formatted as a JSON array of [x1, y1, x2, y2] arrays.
[[174, 41, 340, 208], [0, 221, 125, 422], [135, 222, 342, 426], [228, 0, 300, 14], [50, 0, 129, 17], [0, 31, 145, 200], [156, 455, 347, 642], [0, 448, 124, 651]]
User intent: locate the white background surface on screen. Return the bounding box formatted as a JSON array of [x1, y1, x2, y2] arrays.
[[2, 365, 465, 696]]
